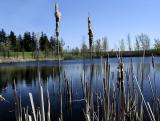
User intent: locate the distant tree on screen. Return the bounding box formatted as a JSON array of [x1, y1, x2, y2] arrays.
[[137, 33, 150, 50], [31, 32, 36, 51], [154, 39, 160, 50], [135, 37, 140, 51], [8, 31, 17, 51], [81, 38, 88, 55], [102, 37, 108, 52], [94, 39, 102, 56], [50, 36, 56, 56], [30, 32, 37, 58], [59, 38, 65, 54], [17, 35, 23, 58], [4, 37, 11, 58], [23, 32, 32, 51], [0, 29, 7, 44], [120, 39, 125, 51], [50, 35, 64, 56], [72, 47, 80, 55], [67, 45, 70, 52], [0, 29, 7, 57], [15, 36, 20, 57], [39, 32, 49, 57], [17, 35, 22, 50], [127, 34, 132, 51], [39, 32, 46, 51]]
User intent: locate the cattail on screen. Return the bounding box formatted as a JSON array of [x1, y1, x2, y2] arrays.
[[88, 16, 94, 50], [117, 62, 124, 90], [55, 3, 61, 37], [152, 53, 155, 68]]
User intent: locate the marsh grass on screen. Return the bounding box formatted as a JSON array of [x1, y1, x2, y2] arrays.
[[12, 51, 160, 121]]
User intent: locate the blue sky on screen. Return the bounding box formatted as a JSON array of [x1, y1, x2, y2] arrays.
[[0, 0, 160, 49]]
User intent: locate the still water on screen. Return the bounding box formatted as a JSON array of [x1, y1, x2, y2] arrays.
[[0, 57, 160, 121]]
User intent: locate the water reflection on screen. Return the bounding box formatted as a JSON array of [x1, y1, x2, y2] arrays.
[[0, 66, 64, 92]]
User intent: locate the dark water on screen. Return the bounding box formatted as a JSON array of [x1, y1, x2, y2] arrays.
[[0, 57, 160, 121]]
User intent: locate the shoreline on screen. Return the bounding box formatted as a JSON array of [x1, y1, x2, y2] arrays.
[[0, 58, 62, 64], [0, 55, 158, 64]]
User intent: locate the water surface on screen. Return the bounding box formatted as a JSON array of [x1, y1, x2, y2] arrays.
[[0, 57, 160, 121]]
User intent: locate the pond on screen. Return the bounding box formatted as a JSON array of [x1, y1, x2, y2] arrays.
[[0, 57, 160, 121]]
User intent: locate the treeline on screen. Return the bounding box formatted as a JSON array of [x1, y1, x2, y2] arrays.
[[69, 34, 160, 58], [0, 29, 64, 58], [1, 28, 160, 59], [79, 34, 160, 53]]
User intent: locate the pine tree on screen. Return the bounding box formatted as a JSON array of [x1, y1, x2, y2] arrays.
[[8, 31, 17, 51]]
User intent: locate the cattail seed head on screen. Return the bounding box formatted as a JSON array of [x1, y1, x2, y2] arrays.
[[55, 3, 61, 36], [88, 16, 94, 49], [117, 62, 124, 90]]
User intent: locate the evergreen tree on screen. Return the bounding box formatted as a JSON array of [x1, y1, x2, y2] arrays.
[[0, 29, 8, 57], [39, 32, 49, 57], [8, 31, 17, 51], [50, 36, 57, 55], [23, 32, 32, 51], [31, 32, 36, 51], [18, 35, 23, 51], [0, 29, 7, 44], [39, 32, 49, 51], [0, 29, 7, 52]]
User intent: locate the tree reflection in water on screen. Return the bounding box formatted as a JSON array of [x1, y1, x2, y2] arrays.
[[0, 65, 63, 92]]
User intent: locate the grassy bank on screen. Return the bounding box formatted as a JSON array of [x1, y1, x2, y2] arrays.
[[0, 49, 159, 63], [0, 51, 61, 63], [64, 49, 160, 60]]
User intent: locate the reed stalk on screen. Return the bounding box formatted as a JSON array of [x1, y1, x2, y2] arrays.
[[29, 93, 37, 121], [47, 80, 51, 121], [134, 75, 155, 121]]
